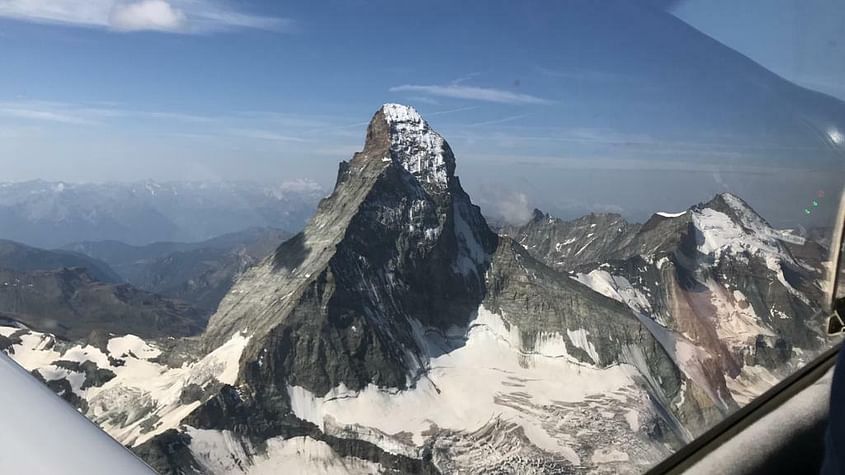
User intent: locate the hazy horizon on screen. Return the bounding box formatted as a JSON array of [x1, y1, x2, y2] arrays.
[[1, 0, 844, 228]]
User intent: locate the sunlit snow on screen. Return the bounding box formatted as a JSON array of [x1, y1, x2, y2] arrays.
[[287, 305, 643, 464]]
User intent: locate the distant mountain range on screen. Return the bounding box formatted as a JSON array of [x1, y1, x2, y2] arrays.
[[0, 267, 205, 340], [0, 240, 207, 341], [0, 239, 121, 283], [0, 105, 833, 474], [0, 226, 290, 342], [65, 227, 291, 313], [0, 180, 323, 248]]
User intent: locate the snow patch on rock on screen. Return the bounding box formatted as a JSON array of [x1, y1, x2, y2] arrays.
[[380, 103, 450, 188], [566, 328, 600, 364], [656, 211, 687, 218], [0, 326, 251, 447], [571, 270, 655, 322]]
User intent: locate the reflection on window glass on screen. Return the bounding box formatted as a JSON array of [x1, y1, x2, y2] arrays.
[[0, 1, 843, 474]]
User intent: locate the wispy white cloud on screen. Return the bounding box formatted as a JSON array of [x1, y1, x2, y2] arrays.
[[0, 100, 219, 125], [109, 0, 185, 32], [390, 84, 551, 105], [469, 183, 536, 225], [405, 95, 441, 106], [2, 107, 97, 124], [492, 190, 533, 224], [233, 111, 334, 129], [191, 6, 289, 32], [0, 102, 99, 124], [0, 0, 293, 33], [423, 106, 478, 117], [134, 110, 216, 122], [451, 72, 483, 85]]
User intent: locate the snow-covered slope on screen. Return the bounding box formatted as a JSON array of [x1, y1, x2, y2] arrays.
[[0, 325, 250, 447]]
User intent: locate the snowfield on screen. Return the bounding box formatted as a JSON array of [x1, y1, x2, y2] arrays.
[[285, 305, 664, 470], [0, 326, 251, 447]]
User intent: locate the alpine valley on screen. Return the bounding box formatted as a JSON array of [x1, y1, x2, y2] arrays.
[[0, 105, 832, 474]]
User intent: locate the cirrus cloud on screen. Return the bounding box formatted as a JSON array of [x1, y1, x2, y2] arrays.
[[0, 0, 293, 33], [390, 84, 551, 105], [109, 0, 185, 32]]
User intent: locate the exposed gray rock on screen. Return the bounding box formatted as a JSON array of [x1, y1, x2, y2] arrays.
[[502, 210, 640, 271], [53, 359, 116, 389]]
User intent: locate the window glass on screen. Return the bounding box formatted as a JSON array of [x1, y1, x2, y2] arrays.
[[0, 1, 843, 474]]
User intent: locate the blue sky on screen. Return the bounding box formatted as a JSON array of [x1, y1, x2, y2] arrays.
[[0, 0, 843, 225], [673, 0, 845, 101]]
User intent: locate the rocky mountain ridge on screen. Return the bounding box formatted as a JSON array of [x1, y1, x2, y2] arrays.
[[66, 227, 291, 313], [0, 239, 122, 283], [0, 266, 206, 340]]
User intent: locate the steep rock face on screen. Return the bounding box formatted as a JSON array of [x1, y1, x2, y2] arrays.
[[205, 104, 497, 396], [163, 105, 736, 473]]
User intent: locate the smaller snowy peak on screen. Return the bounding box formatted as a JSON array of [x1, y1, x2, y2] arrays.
[[690, 193, 803, 281], [717, 192, 746, 207], [704, 192, 754, 215], [700, 192, 774, 237], [719, 193, 768, 226], [712, 192, 750, 213], [376, 104, 454, 190]]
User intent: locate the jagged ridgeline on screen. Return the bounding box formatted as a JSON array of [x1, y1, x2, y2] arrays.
[[0, 104, 829, 474]]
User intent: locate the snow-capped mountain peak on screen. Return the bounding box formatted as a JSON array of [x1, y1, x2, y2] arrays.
[[380, 103, 424, 124], [377, 103, 453, 190]]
